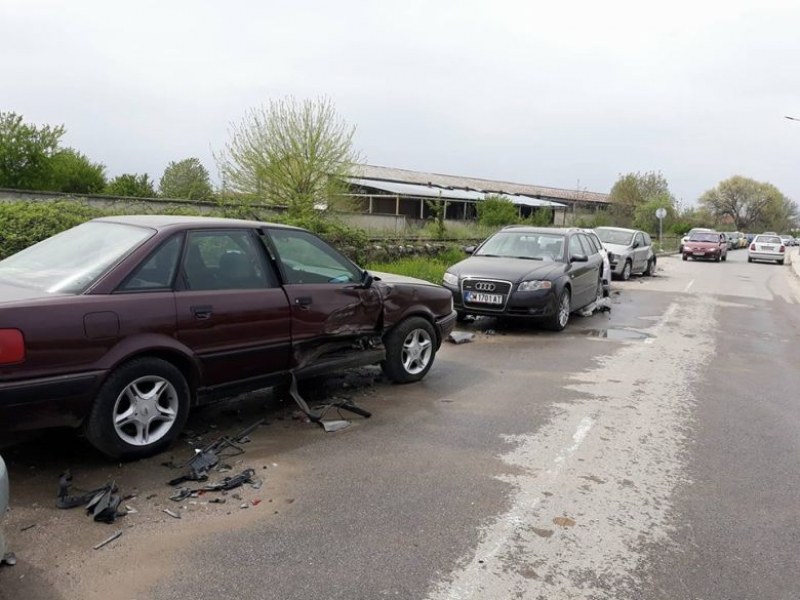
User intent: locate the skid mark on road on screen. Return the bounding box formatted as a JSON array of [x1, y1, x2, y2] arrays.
[[427, 297, 717, 600]]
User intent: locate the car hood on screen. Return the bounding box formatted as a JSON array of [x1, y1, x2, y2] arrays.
[[603, 243, 632, 254], [447, 256, 564, 282], [370, 271, 440, 287], [684, 241, 718, 248]]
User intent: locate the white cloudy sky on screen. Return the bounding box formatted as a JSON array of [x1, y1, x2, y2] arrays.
[[2, 0, 799, 203]]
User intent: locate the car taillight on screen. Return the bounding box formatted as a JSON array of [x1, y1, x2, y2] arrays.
[[750, 243, 756, 250], [780, 245, 785, 253], [0, 329, 25, 364]]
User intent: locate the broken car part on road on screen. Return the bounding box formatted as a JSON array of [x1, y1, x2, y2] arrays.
[[56, 471, 125, 524], [287, 373, 371, 433]]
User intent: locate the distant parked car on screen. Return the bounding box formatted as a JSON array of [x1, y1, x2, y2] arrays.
[[679, 228, 713, 253], [443, 226, 604, 331], [582, 229, 611, 297], [682, 231, 728, 261], [0, 216, 456, 459], [748, 234, 787, 265], [0, 454, 7, 560], [780, 235, 794, 247], [594, 227, 656, 281]]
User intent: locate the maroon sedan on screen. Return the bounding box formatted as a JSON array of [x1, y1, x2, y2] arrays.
[[0, 216, 456, 458], [682, 231, 728, 262]]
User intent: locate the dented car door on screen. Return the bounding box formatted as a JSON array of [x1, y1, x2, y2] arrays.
[[264, 228, 383, 367]]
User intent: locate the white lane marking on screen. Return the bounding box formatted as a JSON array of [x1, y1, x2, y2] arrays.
[[684, 279, 695, 292], [552, 416, 594, 466]]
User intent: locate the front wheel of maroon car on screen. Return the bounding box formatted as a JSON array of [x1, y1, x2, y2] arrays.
[[382, 317, 437, 384], [84, 358, 191, 460]]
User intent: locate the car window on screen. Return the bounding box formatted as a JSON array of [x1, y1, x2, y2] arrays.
[[643, 233, 651, 246], [568, 235, 585, 257], [583, 233, 601, 253], [595, 229, 635, 246], [634, 232, 645, 247], [755, 235, 781, 244], [182, 230, 274, 290], [268, 229, 361, 285], [474, 231, 565, 261], [119, 235, 182, 292]]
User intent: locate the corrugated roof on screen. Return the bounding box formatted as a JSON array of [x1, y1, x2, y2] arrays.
[[349, 164, 609, 204], [347, 178, 566, 208]]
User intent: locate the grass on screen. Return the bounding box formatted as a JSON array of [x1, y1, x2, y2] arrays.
[[366, 246, 467, 284]]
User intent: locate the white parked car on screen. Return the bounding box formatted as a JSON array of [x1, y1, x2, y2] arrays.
[[0, 454, 7, 559], [748, 234, 787, 265]]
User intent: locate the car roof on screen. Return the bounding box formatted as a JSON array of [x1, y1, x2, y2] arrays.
[[594, 226, 639, 234], [93, 214, 304, 232], [499, 226, 575, 235]]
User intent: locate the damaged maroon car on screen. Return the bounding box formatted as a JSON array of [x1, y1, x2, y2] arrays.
[[0, 216, 456, 459]]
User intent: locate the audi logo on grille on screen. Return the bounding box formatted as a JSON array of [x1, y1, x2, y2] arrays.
[[474, 282, 496, 292]]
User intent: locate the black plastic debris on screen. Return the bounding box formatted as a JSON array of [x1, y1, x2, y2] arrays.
[[1, 552, 17, 566], [447, 332, 475, 344], [167, 419, 265, 486], [57, 471, 124, 523], [287, 373, 371, 432]]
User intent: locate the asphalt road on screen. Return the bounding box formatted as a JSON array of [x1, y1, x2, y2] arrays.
[[1, 247, 799, 600]]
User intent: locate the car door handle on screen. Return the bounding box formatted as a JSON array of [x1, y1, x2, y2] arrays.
[[191, 305, 213, 320], [294, 296, 313, 308]]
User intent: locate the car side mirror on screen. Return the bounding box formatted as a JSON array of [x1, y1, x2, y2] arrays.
[[360, 271, 374, 289], [632, 241, 640, 249], [463, 245, 475, 255], [571, 254, 589, 263]]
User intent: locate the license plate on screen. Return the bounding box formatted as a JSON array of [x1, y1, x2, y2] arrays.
[[693, 251, 705, 255], [759, 245, 775, 251], [465, 291, 503, 304]]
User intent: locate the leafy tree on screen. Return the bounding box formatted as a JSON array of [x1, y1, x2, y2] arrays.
[[215, 96, 361, 218], [633, 194, 675, 232], [608, 171, 674, 226], [105, 173, 156, 198], [476, 196, 519, 227], [159, 157, 214, 200], [0, 112, 65, 189], [698, 176, 794, 232], [49, 148, 106, 193], [425, 193, 447, 239]]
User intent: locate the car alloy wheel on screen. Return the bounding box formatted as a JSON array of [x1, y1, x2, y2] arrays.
[[84, 358, 190, 459], [382, 317, 437, 383], [112, 376, 180, 447], [621, 261, 632, 280]]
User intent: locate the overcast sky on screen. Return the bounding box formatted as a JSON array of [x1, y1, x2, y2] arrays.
[[2, 0, 799, 204]]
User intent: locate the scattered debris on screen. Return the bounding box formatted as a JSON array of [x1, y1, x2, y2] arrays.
[[553, 516, 576, 527], [251, 499, 262, 506], [92, 531, 122, 551], [578, 297, 612, 317], [57, 472, 125, 523], [484, 329, 496, 336], [20, 524, 36, 532], [287, 373, 371, 433], [167, 419, 265, 486], [163, 509, 181, 519], [447, 331, 475, 344], [1, 552, 16, 566], [209, 498, 226, 504]]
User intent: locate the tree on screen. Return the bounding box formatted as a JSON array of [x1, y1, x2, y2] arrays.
[[105, 173, 156, 198], [49, 148, 106, 193], [476, 196, 519, 227], [608, 171, 674, 226], [0, 112, 65, 190], [159, 157, 214, 200], [215, 96, 361, 218], [698, 176, 794, 232]]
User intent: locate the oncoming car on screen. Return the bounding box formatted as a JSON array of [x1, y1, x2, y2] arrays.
[[682, 231, 728, 261], [0, 216, 456, 459], [443, 227, 604, 331]]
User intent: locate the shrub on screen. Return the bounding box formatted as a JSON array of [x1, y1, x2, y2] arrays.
[[476, 196, 519, 227]]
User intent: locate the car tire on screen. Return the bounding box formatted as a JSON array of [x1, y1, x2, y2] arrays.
[[621, 261, 632, 280], [381, 317, 437, 384], [778, 259, 785, 265], [682, 254, 688, 261], [83, 358, 191, 460], [644, 258, 655, 276], [545, 288, 571, 332], [721, 254, 727, 262], [748, 257, 753, 263]]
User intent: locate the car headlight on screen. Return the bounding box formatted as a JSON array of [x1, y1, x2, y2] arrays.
[[518, 280, 552, 292], [443, 272, 459, 286]]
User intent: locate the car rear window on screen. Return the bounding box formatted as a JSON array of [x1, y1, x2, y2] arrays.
[[754, 236, 781, 244]]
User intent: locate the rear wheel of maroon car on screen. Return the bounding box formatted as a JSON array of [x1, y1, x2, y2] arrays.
[[84, 358, 191, 460], [381, 317, 437, 383]]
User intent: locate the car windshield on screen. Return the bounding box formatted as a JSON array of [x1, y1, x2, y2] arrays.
[[595, 229, 634, 245], [0, 221, 154, 294], [475, 231, 565, 261], [689, 233, 719, 243]]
